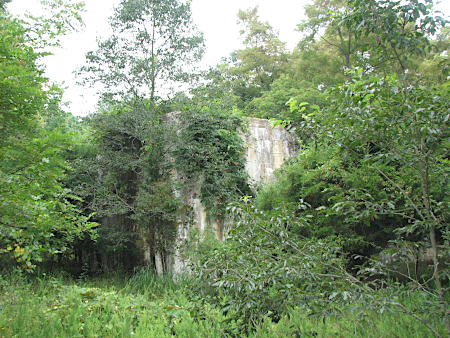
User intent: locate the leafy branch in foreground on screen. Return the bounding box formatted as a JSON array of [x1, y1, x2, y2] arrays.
[[188, 199, 447, 337], [278, 0, 450, 334]]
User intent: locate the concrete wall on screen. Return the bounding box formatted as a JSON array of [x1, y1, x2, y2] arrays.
[[243, 117, 298, 186]]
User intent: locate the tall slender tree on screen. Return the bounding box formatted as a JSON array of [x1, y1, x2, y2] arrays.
[[80, 0, 204, 114]]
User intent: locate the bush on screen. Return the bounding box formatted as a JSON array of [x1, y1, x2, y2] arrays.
[[187, 199, 349, 334]]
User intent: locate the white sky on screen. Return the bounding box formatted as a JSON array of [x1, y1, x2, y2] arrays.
[[7, 0, 450, 116]]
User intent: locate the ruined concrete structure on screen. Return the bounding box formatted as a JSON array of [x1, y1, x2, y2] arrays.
[[154, 117, 298, 274], [243, 117, 298, 187]]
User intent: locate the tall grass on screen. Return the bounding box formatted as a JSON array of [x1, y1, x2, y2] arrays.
[[0, 269, 445, 337], [123, 267, 190, 296]]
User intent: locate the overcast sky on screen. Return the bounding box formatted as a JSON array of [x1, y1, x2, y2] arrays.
[[7, 0, 450, 116]]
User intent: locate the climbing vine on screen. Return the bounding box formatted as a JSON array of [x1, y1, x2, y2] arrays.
[[174, 109, 250, 219]]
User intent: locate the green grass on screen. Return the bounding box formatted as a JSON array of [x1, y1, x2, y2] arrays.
[[0, 270, 445, 337]]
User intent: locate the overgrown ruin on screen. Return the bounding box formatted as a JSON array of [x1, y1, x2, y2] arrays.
[[149, 117, 298, 274]]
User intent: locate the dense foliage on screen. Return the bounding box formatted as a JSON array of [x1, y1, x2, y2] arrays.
[[0, 1, 96, 270], [1, 270, 444, 337], [186, 0, 450, 336], [174, 109, 249, 219], [256, 147, 399, 259], [2, 0, 450, 336]]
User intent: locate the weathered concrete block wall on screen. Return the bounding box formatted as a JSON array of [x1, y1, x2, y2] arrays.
[[243, 117, 298, 186]]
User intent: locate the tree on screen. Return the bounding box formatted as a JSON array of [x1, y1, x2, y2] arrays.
[[256, 146, 400, 262], [80, 0, 204, 114], [248, 47, 343, 120], [0, 3, 96, 270], [198, 0, 450, 335], [223, 7, 288, 112], [298, 0, 379, 75], [287, 0, 450, 334], [5, 0, 85, 50], [71, 104, 178, 272], [0, 0, 11, 10], [0, 13, 45, 147], [75, 0, 206, 273]]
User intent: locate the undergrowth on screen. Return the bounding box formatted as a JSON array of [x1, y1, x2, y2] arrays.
[[0, 269, 443, 337]]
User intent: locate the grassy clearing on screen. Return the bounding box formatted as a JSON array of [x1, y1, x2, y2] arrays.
[[0, 269, 444, 337]]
